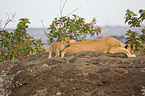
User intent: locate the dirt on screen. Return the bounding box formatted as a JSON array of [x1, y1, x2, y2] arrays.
[[0, 51, 145, 96]]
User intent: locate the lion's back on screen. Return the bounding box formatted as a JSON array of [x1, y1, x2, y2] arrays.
[[65, 36, 123, 54]]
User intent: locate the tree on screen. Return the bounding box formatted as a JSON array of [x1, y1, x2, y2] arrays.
[[124, 9, 145, 53], [45, 14, 101, 43], [44, 0, 101, 42], [0, 18, 45, 62]]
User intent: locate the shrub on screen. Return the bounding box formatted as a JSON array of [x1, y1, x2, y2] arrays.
[[45, 14, 101, 43], [0, 18, 45, 62], [124, 9, 145, 56]]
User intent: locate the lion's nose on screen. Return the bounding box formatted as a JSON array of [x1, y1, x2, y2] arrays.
[[67, 44, 70, 47]]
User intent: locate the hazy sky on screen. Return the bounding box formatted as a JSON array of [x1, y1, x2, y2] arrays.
[[0, 0, 145, 28]]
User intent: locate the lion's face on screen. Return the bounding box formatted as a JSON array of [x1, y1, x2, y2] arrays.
[[62, 37, 70, 47], [125, 44, 133, 54]]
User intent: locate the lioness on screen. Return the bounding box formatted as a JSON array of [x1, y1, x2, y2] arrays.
[[63, 36, 136, 57], [48, 37, 70, 58]]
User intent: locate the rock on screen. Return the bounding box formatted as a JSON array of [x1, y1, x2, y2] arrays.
[[1, 51, 145, 96]]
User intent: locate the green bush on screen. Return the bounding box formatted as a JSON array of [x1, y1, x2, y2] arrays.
[[45, 14, 101, 42], [124, 9, 145, 55], [0, 18, 45, 62]]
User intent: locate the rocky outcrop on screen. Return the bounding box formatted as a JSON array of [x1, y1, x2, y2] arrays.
[[0, 51, 145, 96]]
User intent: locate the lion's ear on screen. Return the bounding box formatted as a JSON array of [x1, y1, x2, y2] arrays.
[[65, 37, 70, 41], [127, 44, 130, 48], [63, 37, 70, 41], [62, 38, 65, 41]]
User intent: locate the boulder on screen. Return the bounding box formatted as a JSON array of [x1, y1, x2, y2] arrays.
[[0, 51, 145, 96]]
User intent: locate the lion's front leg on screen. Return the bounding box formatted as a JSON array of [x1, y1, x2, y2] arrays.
[[48, 47, 52, 58], [55, 50, 60, 57], [48, 51, 52, 58], [61, 51, 65, 58]]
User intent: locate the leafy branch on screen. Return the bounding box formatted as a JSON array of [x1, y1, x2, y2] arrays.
[[0, 18, 45, 62], [46, 14, 101, 43], [125, 9, 145, 54]]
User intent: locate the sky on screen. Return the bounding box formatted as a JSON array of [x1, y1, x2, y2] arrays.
[[0, 0, 145, 28]]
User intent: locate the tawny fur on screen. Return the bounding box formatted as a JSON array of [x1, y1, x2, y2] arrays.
[[48, 38, 70, 58], [64, 36, 136, 57]]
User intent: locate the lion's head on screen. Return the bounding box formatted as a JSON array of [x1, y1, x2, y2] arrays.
[[62, 37, 70, 47]]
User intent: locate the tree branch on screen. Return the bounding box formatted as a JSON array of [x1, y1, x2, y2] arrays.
[[2, 12, 16, 30], [67, 7, 81, 17], [60, 0, 62, 16], [61, 0, 68, 17], [141, 21, 145, 29]]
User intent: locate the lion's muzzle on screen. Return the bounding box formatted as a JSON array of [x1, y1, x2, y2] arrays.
[[67, 44, 70, 47]]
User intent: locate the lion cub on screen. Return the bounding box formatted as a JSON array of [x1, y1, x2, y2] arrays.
[[48, 37, 70, 58]]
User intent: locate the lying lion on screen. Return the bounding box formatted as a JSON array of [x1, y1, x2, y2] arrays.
[[63, 36, 136, 58], [48, 37, 70, 58]]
